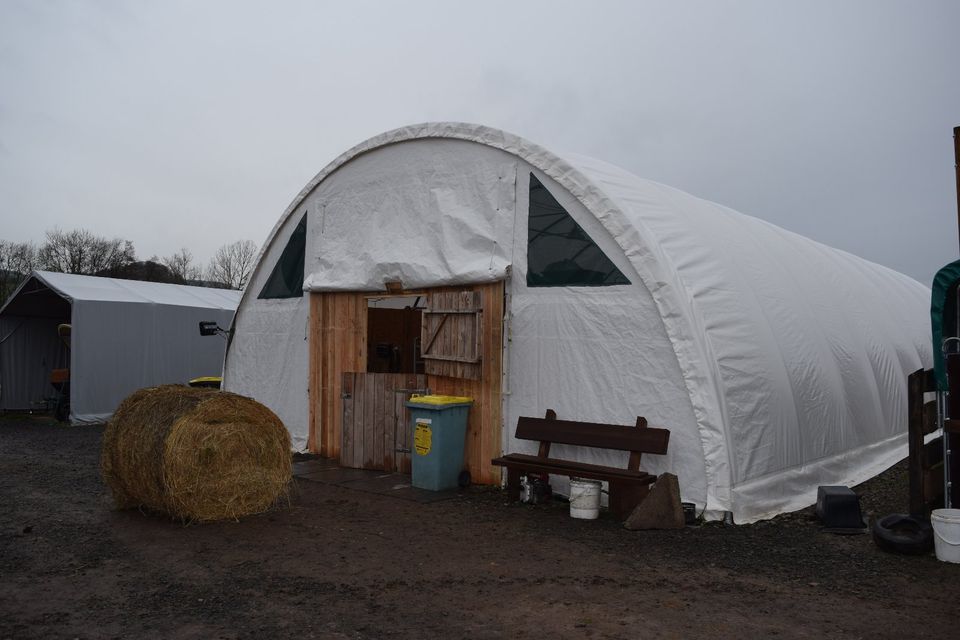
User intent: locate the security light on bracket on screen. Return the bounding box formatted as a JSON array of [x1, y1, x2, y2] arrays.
[[199, 321, 230, 339]]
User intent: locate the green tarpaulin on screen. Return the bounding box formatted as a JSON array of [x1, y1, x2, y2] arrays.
[[931, 259, 960, 390]]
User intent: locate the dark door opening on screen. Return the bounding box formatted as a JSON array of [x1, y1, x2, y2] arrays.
[[366, 296, 425, 374]]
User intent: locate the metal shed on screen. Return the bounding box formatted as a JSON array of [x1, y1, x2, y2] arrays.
[[0, 271, 241, 423]]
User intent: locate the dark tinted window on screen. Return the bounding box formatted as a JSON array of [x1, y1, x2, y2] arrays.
[[258, 213, 307, 299], [526, 174, 630, 287]]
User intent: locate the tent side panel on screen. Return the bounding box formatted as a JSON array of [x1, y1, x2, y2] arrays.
[[504, 165, 707, 507], [71, 300, 234, 423], [224, 296, 309, 449], [225, 200, 310, 450], [504, 288, 706, 503], [571, 153, 932, 521]]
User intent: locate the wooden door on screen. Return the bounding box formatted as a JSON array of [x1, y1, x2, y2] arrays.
[[340, 372, 427, 472], [421, 290, 482, 380]]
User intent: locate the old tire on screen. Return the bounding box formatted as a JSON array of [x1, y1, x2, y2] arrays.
[[872, 514, 933, 555]]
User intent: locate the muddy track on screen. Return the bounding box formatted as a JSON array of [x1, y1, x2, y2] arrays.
[[1, 419, 957, 639]]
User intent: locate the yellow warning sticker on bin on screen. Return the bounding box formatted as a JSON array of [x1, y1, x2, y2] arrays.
[[414, 419, 432, 456]]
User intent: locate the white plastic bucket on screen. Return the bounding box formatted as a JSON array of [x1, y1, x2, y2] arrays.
[[931, 508, 960, 563], [569, 478, 601, 520]]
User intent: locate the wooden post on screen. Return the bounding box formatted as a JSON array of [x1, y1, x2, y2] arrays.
[[538, 409, 556, 458], [909, 368, 947, 514], [908, 369, 926, 515], [953, 125, 960, 507], [307, 293, 322, 453]]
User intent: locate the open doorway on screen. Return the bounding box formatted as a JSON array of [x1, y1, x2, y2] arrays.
[[366, 295, 425, 374]]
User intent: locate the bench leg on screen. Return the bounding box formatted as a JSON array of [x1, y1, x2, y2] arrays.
[[608, 481, 649, 521], [506, 467, 522, 501]]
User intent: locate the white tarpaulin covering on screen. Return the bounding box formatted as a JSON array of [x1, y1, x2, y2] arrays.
[[225, 123, 931, 522], [304, 139, 516, 291], [0, 271, 241, 423]]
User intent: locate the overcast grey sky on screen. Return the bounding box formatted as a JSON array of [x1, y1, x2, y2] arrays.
[[1, 0, 958, 285]]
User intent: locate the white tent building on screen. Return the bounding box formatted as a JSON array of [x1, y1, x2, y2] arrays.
[[0, 271, 241, 423], [224, 123, 931, 522]]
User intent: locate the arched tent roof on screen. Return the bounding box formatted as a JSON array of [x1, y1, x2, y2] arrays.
[[228, 123, 931, 522]]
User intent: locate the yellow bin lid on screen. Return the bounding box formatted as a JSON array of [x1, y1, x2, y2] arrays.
[[408, 394, 473, 406]]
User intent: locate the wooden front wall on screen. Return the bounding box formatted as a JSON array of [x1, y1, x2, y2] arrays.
[[308, 281, 504, 485]]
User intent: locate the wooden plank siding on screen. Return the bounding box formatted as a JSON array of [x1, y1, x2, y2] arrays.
[[307, 293, 322, 452], [308, 281, 504, 485], [308, 292, 367, 459], [340, 372, 427, 472], [429, 282, 503, 485]]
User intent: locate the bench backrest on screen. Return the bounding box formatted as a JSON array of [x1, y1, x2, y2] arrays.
[[515, 413, 670, 458]]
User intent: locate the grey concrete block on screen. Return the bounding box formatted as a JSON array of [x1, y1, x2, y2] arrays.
[[624, 473, 685, 530]]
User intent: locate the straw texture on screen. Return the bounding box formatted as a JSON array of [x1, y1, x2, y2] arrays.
[[101, 385, 291, 522]]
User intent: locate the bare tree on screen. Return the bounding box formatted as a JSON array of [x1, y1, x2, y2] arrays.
[[163, 247, 203, 282], [206, 240, 257, 290], [0, 239, 38, 275], [38, 228, 135, 275], [0, 239, 39, 304]]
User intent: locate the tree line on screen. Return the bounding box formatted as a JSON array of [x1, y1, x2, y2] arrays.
[[0, 228, 257, 306]]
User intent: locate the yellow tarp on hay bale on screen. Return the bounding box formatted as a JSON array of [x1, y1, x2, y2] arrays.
[[101, 385, 291, 522]]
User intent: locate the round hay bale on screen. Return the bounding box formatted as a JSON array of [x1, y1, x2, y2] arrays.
[[101, 385, 291, 522]]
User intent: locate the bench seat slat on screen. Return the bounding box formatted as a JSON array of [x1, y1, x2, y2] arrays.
[[515, 417, 669, 454], [492, 453, 655, 484]]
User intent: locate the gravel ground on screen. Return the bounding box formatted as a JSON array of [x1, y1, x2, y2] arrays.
[[1, 415, 958, 639]]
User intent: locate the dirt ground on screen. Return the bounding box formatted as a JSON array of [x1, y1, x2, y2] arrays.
[[1, 417, 958, 639]]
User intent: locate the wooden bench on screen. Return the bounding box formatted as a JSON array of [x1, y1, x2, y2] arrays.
[[491, 410, 670, 520]]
